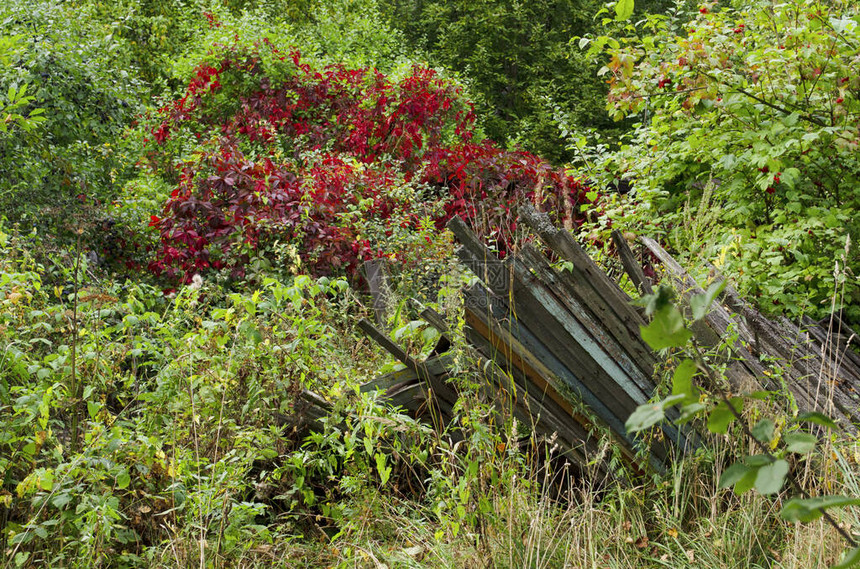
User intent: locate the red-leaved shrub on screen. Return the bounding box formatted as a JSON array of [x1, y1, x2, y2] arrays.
[[139, 40, 591, 281]]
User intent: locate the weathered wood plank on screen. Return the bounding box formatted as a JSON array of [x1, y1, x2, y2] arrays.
[[464, 305, 625, 469], [466, 328, 601, 469], [451, 236, 644, 416], [463, 284, 644, 454], [517, 244, 656, 398], [362, 259, 394, 328], [611, 229, 653, 296], [360, 354, 454, 394], [465, 293, 670, 468], [358, 318, 438, 384], [447, 216, 509, 294], [519, 206, 648, 351], [642, 238, 828, 417], [803, 316, 860, 386]]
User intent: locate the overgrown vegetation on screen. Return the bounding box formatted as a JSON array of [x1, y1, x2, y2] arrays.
[[2, 0, 860, 567], [577, 0, 860, 321]]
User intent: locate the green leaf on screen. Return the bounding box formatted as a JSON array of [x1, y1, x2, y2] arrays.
[[751, 419, 775, 443], [690, 280, 727, 321], [733, 465, 760, 495], [707, 398, 742, 434], [719, 462, 750, 489], [781, 496, 860, 523], [795, 412, 837, 429], [671, 359, 698, 404], [375, 452, 391, 485], [52, 493, 72, 509], [626, 402, 665, 433], [640, 305, 692, 350], [116, 470, 131, 490], [615, 0, 634, 21], [39, 470, 54, 491], [754, 459, 789, 495], [784, 432, 818, 454], [744, 454, 772, 467], [87, 401, 100, 420], [239, 321, 263, 344], [832, 546, 860, 569], [676, 402, 707, 424]]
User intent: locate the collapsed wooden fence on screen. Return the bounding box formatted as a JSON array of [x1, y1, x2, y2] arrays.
[[288, 207, 860, 475]]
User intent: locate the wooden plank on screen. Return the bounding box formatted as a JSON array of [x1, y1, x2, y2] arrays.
[[527, 245, 658, 375], [358, 318, 462, 431], [360, 354, 454, 393], [362, 259, 394, 328], [803, 316, 860, 386], [452, 238, 643, 414], [515, 245, 697, 444], [467, 330, 601, 470], [465, 294, 669, 469], [519, 206, 647, 350], [642, 239, 830, 417], [420, 306, 450, 334], [518, 245, 656, 397], [447, 216, 509, 294], [463, 257, 686, 462], [718, 282, 848, 419], [466, 315, 617, 469], [502, 255, 652, 407], [464, 284, 642, 453], [611, 229, 653, 296], [358, 318, 436, 384]]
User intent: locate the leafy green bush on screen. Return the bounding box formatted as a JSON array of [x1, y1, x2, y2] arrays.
[[0, 0, 144, 244], [582, 0, 860, 319]]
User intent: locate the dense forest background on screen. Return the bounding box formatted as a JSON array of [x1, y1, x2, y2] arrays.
[[2, 0, 860, 566]]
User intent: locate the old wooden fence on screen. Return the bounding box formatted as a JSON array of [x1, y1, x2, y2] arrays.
[[289, 207, 860, 475]]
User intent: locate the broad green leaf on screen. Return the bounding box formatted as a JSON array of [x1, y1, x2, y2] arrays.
[[751, 419, 775, 443], [754, 459, 789, 495], [239, 321, 263, 344], [375, 452, 391, 485], [615, 0, 634, 21], [39, 470, 54, 491], [744, 454, 773, 467], [87, 401, 100, 420], [795, 412, 837, 429], [718, 462, 750, 488], [52, 493, 72, 508], [116, 470, 131, 489], [707, 398, 742, 434], [640, 305, 692, 350], [781, 496, 860, 523], [733, 465, 759, 495], [671, 358, 698, 404], [832, 546, 860, 569], [677, 402, 707, 424], [626, 402, 665, 433], [784, 432, 818, 454], [690, 280, 727, 321]]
